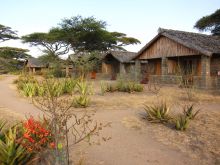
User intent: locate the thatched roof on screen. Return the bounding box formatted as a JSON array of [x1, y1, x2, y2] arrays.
[[105, 50, 137, 63], [26, 58, 46, 68], [136, 28, 220, 58]]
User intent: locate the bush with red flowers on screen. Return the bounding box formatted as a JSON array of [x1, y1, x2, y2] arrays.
[[20, 116, 54, 152]]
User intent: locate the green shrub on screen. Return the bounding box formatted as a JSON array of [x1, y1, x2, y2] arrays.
[[183, 104, 200, 120], [175, 115, 190, 131], [133, 83, 144, 92], [143, 102, 171, 123], [0, 127, 34, 164], [116, 80, 143, 93], [105, 83, 117, 92]]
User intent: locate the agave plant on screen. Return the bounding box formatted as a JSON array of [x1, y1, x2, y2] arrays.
[[175, 115, 190, 131], [0, 120, 6, 132], [143, 102, 171, 123], [74, 95, 90, 108], [22, 83, 37, 97], [74, 81, 91, 108], [0, 119, 7, 141], [62, 78, 77, 94], [0, 127, 34, 164], [100, 81, 106, 96], [183, 104, 200, 120]]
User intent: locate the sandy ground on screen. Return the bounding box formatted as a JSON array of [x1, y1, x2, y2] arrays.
[[0, 75, 220, 165]]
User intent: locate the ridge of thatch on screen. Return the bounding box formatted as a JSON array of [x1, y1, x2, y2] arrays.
[[105, 50, 137, 63], [136, 28, 220, 58]]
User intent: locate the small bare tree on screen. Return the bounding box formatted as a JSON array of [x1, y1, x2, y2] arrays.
[[32, 79, 103, 165], [175, 61, 196, 101]]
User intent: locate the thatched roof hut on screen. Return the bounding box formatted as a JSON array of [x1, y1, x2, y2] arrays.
[[136, 28, 220, 59], [105, 50, 137, 63]]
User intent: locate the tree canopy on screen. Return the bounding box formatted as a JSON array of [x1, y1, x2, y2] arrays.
[[0, 24, 18, 42], [0, 47, 30, 60], [21, 15, 140, 61], [21, 28, 69, 57], [194, 9, 220, 36], [59, 16, 140, 52]]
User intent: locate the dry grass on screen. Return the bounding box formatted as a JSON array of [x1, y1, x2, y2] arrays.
[[89, 80, 220, 165], [144, 108, 220, 165]]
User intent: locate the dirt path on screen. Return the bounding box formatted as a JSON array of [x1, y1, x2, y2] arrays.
[[0, 75, 41, 117], [0, 75, 200, 165], [73, 109, 200, 165]]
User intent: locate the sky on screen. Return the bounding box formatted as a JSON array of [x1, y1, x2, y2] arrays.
[[0, 0, 219, 58]]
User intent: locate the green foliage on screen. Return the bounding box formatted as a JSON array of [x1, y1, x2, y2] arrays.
[[59, 15, 140, 51], [0, 24, 18, 42], [70, 51, 102, 78], [0, 127, 33, 165], [116, 80, 143, 93], [175, 115, 190, 131], [102, 80, 143, 93], [0, 47, 30, 60], [100, 81, 106, 96], [21, 29, 69, 57], [105, 83, 117, 92], [16, 75, 77, 97], [0, 120, 7, 141], [74, 81, 91, 108], [194, 9, 220, 35], [143, 102, 171, 123], [183, 104, 200, 120], [22, 82, 37, 97], [15, 75, 36, 90], [62, 78, 77, 94], [0, 120, 6, 132]]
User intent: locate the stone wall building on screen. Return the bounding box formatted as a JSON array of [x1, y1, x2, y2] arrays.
[[102, 51, 137, 80], [134, 28, 220, 89]]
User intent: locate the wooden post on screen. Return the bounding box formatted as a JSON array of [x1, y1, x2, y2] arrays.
[[201, 55, 211, 88], [119, 63, 126, 75], [66, 66, 69, 77], [135, 60, 141, 82], [161, 57, 168, 83], [33, 67, 36, 74]]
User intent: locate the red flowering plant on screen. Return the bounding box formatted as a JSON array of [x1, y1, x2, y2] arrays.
[[20, 116, 55, 152]]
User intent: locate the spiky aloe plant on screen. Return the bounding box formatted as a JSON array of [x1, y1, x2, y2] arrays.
[[175, 115, 190, 131], [22, 83, 37, 97], [62, 78, 77, 94], [143, 102, 171, 123], [0, 127, 34, 164], [74, 81, 91, 108], [100, 81, 106, 96], [183, 104, 200, 120]]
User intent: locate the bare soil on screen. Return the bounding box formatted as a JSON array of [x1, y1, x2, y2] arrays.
[[0, 76, 220, 165]]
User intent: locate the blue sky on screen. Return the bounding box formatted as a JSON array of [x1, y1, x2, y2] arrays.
[[0, 0, 219, 57]]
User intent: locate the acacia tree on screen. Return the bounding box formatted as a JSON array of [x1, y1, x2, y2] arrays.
[[21, 28, 69, 58], [194, 9, 220, 36], [0, 24, 18, 42], [59, 16, 140, 52], [0, 47, 30, 60]]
